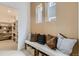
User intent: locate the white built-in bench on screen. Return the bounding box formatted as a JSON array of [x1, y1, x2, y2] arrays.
[[25, 40, 68, 56]]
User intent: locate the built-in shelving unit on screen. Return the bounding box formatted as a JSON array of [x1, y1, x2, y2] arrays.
[[12, 21, 18, 43], [0, 22, 18, 42]]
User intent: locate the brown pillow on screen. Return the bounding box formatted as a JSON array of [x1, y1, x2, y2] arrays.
[[30, 33, 40, 42], [46, 34, 54, 41], [46, 35, 57, 49]]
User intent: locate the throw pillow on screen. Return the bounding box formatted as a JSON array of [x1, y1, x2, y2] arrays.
[[58, 38, 77, 55], [30, 33, 40, 42], [57, 33, 64, 49], [46, 34, 54, 41], [37, 35, 46, 45], [46, 36, 57, 49], [57, 33, 77, 55]]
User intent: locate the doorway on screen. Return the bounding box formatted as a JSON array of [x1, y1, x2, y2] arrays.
[[0, 5, 18, 50]]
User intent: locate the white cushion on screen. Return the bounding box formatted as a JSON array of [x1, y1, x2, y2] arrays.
[[57, 33, 64, 49], [25, 40, 68, 56], [57, 33, 77, 55]]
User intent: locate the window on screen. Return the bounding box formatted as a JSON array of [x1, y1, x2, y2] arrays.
[[48, 2, 56, 22], [36, 3, 43, 23]]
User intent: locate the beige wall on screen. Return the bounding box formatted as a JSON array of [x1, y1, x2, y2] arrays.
[[78, 3, 79, 55], [31, 2, 78, 55], [0, 5, 18, 23], [31, 2, 78, 38]]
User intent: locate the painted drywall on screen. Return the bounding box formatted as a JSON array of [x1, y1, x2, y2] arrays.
[[0, 2, 30, 50], [31, 2, 78, 55], [0, 5, 17, 23], [31, 2, 78, 39], [78, 3, 79, 55]]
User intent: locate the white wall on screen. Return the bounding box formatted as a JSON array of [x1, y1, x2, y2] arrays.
[[78, 3, 79, 55], [0, 2, 30, 50], [18, 3, 30, 50]]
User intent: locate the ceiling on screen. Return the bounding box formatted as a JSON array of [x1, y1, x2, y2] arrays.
[[0, 2, 18, 23]]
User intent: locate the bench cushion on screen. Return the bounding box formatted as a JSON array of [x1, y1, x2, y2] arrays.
[[25, 40, 68, 56]]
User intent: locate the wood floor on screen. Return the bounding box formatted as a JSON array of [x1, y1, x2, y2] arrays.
[[0, 50, 25, 56], [0, 40, 32, 56], [0, 40, 17, 50]]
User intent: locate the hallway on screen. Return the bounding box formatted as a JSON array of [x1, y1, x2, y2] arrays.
[[0, 50, 25, 56], [0, 40, 17, 50], [0, 40, 32, 56]]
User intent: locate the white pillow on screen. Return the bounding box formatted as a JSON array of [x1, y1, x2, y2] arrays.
[[57, 33, 77, 55], [59, 38, 77, 55], [57, 34, 64, 49]]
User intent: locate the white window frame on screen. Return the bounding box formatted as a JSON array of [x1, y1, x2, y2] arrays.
[[36, 3, 43, 24], [48, 2, 56, 22]]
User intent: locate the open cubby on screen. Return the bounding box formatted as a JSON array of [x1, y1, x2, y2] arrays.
[[0, 22, 18, 42]]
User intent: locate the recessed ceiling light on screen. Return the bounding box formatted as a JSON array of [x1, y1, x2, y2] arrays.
[[8, 10, 11, 13]]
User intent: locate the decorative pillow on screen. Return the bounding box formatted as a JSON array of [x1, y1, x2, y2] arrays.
[[46, 34, 54, 41], [30, 33, 40, 42], [57, 33, 77, 55], [46, 36, 57, 49], [37, 35, 46, 45], [58, 38, 77, 55], [57, 33, 64, 49]]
